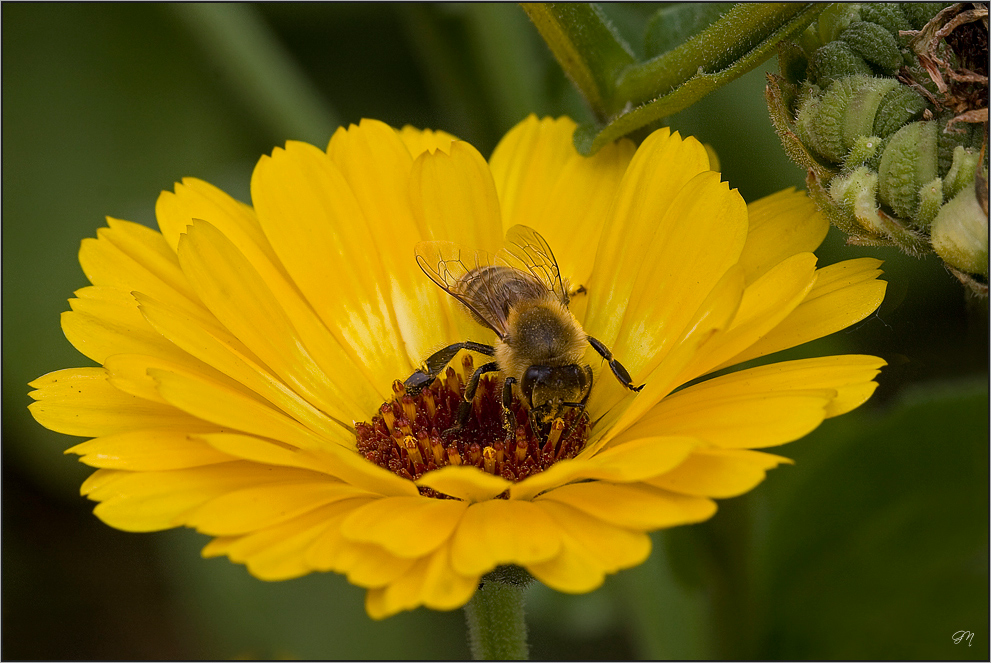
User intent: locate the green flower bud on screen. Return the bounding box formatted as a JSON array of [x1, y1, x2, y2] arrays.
[[829, 165, 930, 251], [796, 75, 898, 163], [807, 41, 874, 86], [816, 3, 861, 44], [845, 135, 882, 169], [840, 21, 904, 75], [830, 166, 882, 233], [859, 4, 912, 41], [877, 120, 938, 221], [901, 2, 950, 30], [865, 134, 892, 172], [944, 146, 981, 199], [768, 1, 986, 290], [937, 117, 980, 176], [931, 179, 989, 276], [873, 85, 927, 137], [843, 77, 900, 146], [916, 177, 943, 228]]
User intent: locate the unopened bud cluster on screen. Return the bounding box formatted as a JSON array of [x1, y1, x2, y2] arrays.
[[767, 2, 988, 294]]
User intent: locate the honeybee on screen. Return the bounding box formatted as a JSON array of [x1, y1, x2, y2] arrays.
[[405, 225, 643, 439]]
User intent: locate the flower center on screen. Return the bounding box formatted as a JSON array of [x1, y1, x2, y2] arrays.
[[355, 353, 589, 497]]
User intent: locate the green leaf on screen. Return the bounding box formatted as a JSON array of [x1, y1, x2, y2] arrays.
[[521, 3, 636, 120], [644, 3, 736, 59], [753, 380, 989, 660], [580, 3, 827, 154]]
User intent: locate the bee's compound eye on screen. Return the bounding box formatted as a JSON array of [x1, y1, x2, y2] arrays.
[[521, 365, 553, 406]]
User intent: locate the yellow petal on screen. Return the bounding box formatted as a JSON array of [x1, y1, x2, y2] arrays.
[[585, 172, 750, 435], [675, 355, 884, 401], [79, 468, 126, 497], [407, 139, 507, 346], [200, 433, 419, 498], [418, 541, 481, 611], [676, 252, 819, 383], [526, 533, 606, 593], [326, 119, 455, 371], [364, 588, 391, 620], [155, 177, 276, 265], [615, 355, 885, 449], [187, 479, 367, 536], [647, 448, 794, 497], [583, 128, 712, 347], [489, 115, 636, 299], [377, 542, 479, 618], [587, 265, 744, 453], [616, 390, 834, 450], [62, 287, 179, 364], [303, 500, 419, 590], [66, 429, 233, 470], [28, 367, 201, 437], [136, 293, 365, 437], [340, 496, 468, 558], [79, 221, 205, 319], [510, 436, 697, 501], [177, 219, 367, 428], [238, 509, 339, 581], [607, 172, 748, 377], [160, 178, 387, 418], [104, 353, 220, 405], [737, 189, 829, 285], [88, 461, 327, 532], [411, 140, 504, 251], [489, 116, 577, 229], [676, 354, 885, 419], [722, 258, 886, 367], [146, 366, 326, 451], [414, 465, 512, 502], [302, 498, 393, 576], [537, 481, 716, 530], [101, 218, 199, 302], [251, 140, 412, 386], [219, 502, 361, 581], [198, 432, 322, 467], [395, 125, 457, 157], [338, 541, 417, 588], [450, 499, 562, 575], [537, 500, 652, 572]]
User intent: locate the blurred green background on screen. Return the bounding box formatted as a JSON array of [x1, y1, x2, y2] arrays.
[[2, 3, 987, 659]]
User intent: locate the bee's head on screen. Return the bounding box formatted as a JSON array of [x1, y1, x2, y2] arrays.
[[521, 363, 592, 425]]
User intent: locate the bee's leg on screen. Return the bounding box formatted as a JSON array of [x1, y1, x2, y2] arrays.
[[404, 341, 496, 395], [501, 377, 518, 441], [587, 336, 644, 392], [559, 373, 592, 442], [445, 361, 500, 436], [528, 406, 543, 443]]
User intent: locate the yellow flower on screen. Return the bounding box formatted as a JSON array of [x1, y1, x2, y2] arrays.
[[29, 115, 886, 619]]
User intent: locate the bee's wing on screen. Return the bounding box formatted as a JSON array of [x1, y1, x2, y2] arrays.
[[498, 225, 568, 305], [414, 240, 512, 337]]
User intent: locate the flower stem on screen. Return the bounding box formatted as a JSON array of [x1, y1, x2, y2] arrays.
[[464, 569, 531, 660]]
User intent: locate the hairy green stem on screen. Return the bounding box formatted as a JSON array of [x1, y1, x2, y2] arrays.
[[464, 574, 530, 660], [614, 3, 813, 105]]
